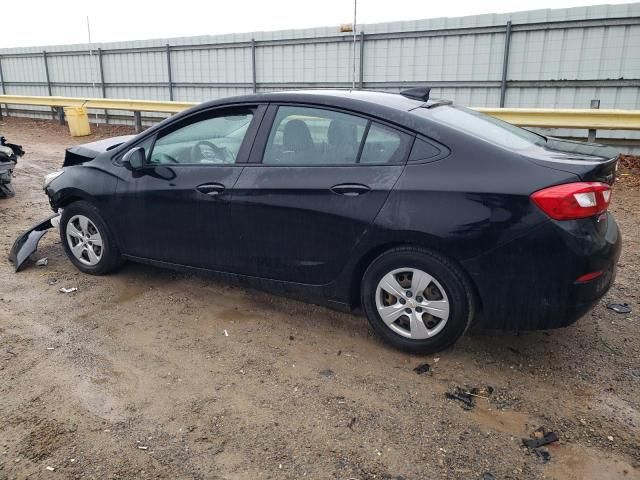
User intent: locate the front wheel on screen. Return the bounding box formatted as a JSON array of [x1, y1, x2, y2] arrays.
[[60, 200, 122, 275], [361, 247, 475, 354]]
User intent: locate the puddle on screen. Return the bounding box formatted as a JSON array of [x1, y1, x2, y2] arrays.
[[547, 444, 640, 480], [469, 403, 533, 436]]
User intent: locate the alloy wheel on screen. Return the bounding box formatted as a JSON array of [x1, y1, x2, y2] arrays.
[[375, 267, 450, 339], [65, 214, 104, 266]]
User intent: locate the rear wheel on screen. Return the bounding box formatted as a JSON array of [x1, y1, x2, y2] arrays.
[[361, 247, 474, 354], [60, 200, 122, 275]]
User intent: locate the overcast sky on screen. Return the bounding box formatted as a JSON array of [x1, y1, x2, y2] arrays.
[[2, 0, 636, 48]]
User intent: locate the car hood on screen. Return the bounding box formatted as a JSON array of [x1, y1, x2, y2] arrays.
[[63, 135, 135, 166], [522, 137, 619, 184]]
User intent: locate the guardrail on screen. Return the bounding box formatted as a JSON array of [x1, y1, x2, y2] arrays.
[[1, 94, 640, 134]]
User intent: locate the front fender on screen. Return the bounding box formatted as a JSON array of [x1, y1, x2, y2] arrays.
[[9, 215, 59, 272]]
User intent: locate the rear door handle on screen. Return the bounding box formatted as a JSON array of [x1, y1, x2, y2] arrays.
[[330, 183, 371, 196], [196, 183, 226, 196]]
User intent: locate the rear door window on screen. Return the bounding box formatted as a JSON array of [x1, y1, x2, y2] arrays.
[[261, 106, 411, 165], [263, 106, 367, 165]]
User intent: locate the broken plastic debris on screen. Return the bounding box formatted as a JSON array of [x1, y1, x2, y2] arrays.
[[223, 329, 229, 337], [522, 427, 559, 449], [413, 363, 431, 375], [45, 466, 55, 471], [532, 448, 551, 463], [59, 287, 78, 294], [35, 257, 48, 266], [607, 303, 631, 314], [138, 445, 148, 450], [445, 385, 494, 410]]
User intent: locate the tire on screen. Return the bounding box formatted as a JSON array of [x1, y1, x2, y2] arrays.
[[361, 246, 475, 354], [60, 200, 123, 275]]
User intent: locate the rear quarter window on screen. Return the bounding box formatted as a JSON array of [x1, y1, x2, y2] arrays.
[[419, 105, 546, 151]]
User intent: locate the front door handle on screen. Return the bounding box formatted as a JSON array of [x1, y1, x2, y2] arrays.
[[330, 183, 371, 196], [196, 183, 226, 196]]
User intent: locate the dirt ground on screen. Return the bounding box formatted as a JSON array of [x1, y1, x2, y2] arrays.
[[0, 117, 638, 480]]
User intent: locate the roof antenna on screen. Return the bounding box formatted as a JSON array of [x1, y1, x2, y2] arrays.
[[400, 86, 431, 102]]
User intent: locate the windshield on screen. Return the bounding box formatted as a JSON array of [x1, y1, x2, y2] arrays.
[[420, 105, 546, 151]]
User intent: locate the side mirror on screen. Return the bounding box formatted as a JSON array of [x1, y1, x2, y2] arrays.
[[123, 147, 145, 169]]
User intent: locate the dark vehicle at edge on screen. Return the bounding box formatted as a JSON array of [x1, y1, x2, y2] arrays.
[[10, 88, 621, 353], [0, 136, 24, 197]]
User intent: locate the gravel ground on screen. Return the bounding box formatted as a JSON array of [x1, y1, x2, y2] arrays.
[[0, 117, 638, 480]]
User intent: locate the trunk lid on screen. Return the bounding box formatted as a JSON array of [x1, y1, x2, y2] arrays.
[[63, 135, 134, 166], [523, 137, 619, 185]]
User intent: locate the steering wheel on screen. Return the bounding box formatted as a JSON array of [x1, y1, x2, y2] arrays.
[[190, 141, 232, 163]]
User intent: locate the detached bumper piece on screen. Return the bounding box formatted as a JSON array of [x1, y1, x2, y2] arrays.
[[9, 215, 59, 272], [0, 136, 24, 198]]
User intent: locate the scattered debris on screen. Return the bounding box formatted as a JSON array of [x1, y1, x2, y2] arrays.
[[508, 347, 520, 354], [289, 335, 294, 341], [445, 387, 475, 410], [445, 385, 494, 410], [319, 369, 335, 378], [413, 363, 431, 375], [45, 466, 55, 471], [35, 257, 48, 266], [223, 329, 229, 337], [46, 347, 55, 350], [607, 435, 614, 441], [47, 278, 58, 285], [607, 303, 631, 314], [347, 417, 357, 429], [482, 473, 496, 480], [137, 445, 148, 450], [532, 448, 551, 463], [433, 357, 440, 363], [59, 287, 78, 294], [522, 427, 559, 449]]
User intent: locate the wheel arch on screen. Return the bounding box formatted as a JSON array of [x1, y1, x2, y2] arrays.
[[347, 239, 483, 314]]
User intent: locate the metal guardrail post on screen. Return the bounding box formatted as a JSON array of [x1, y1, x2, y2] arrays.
[[134, 111, 142, 133], [588, 99, 600, 142], [42, 50, 56, 120], [499, 21, 512, 108], [251, 38, 257, 93], [359, 31, 365, 89], [57, 107, 65, 125], [166, 44, 174, 101], [0, 56, 5, 119], [98, 48, 109, 124]]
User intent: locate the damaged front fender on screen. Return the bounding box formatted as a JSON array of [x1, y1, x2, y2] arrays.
[[9, 214, 60, 272]]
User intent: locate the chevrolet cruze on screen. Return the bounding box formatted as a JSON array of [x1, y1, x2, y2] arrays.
[[10, 88, 621, 353]]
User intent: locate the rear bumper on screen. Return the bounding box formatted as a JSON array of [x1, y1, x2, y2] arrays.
[[462, 212, 621, 331]]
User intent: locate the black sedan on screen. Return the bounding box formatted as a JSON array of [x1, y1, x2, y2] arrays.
[[10, 88, 621, 353]]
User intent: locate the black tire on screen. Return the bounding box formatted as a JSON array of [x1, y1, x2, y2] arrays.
[[361, 246, 475, 354], [60, 200, 123, 275]]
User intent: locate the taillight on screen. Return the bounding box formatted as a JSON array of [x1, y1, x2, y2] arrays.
[[531, 182, 611, 220]]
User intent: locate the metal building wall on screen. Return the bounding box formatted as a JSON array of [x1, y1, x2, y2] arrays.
[[0, 3, 639, 143]]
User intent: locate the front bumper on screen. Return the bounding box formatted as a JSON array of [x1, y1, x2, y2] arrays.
[[8, 214, 60, 271], [463, 212, 621, 331]]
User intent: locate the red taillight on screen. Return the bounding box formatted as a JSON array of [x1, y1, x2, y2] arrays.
[[531, 182, 612, 220]]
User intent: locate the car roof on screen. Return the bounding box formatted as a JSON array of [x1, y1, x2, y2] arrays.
[[197, 89, 430, 113], [190, 89, 448, 133]]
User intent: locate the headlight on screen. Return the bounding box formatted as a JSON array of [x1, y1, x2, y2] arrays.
[[43, 170, 64, 190]]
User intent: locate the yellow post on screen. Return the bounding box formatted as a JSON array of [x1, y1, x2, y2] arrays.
[[63, 106, 91, 137]]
